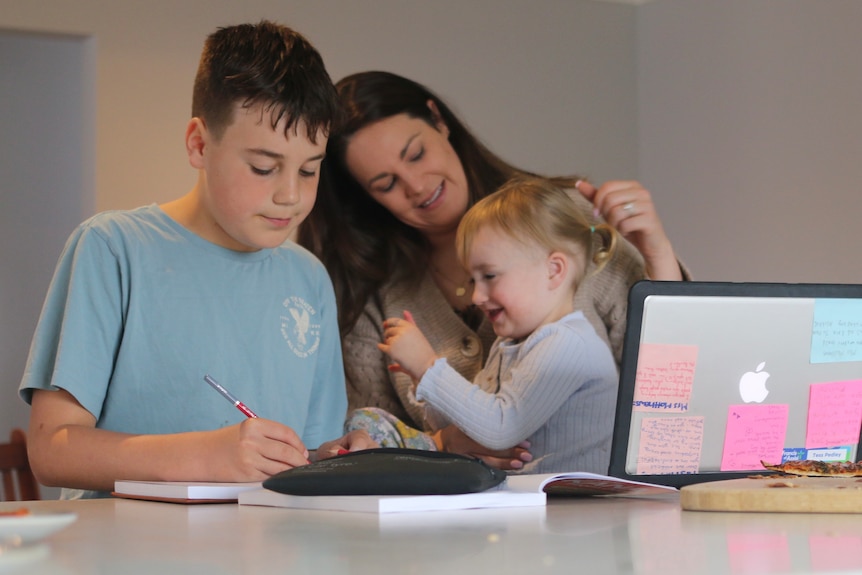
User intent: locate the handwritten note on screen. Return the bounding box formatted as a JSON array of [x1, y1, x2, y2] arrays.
[[636, 416, 704, 475], [632, 343, 698, 412], [806, 380, 862, 449], [720, 404, 788, 471], [811, 299, 862, 363]]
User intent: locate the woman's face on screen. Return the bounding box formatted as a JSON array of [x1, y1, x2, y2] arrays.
[[343, 111, 470, 241]]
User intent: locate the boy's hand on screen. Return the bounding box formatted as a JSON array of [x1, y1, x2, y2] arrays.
[[316, 430, 378, 460], [377, 310, 438, 381], [206, 418, 309, 480]]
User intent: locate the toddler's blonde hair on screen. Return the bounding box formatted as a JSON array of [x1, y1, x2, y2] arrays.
[[456, 176, 617, 285]]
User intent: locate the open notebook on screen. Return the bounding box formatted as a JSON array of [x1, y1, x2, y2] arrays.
[[608, 281, 862, 488]]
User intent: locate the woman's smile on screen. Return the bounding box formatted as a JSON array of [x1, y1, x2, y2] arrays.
[[418, 182, 444, 209]]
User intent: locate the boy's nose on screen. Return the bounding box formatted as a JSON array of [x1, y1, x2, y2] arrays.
[[273, 181, 300, 205]]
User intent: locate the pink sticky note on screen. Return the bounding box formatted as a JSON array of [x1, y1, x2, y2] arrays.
[[632, 343, 698, 412], [636, 416, 704, 475], [721, 404, 788, 471], [806, 380, 862, 449]]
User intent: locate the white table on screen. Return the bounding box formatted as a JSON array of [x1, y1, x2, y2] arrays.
[[3, 495, 862, 574]]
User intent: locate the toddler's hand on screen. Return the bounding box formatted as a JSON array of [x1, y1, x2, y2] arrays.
[[377, 310, 438, 381]]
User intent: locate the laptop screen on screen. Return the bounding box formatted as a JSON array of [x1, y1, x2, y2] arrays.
[[609, 281, 862, 487]]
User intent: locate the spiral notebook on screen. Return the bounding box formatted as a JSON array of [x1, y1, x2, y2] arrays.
[[608, 280, 862, 488]]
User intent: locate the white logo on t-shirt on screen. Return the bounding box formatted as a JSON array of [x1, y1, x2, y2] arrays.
[[281, 296, 320, 358]]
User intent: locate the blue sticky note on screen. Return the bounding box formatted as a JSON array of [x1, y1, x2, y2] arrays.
[[781, 447, 807, 462], [811, 299, 862, 363]]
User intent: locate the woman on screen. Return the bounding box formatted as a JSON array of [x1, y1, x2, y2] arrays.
[[298, 71, 687, 468]]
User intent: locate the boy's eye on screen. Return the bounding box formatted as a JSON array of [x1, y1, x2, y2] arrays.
[[299, 168, 317, 178], [251, 165, 275, 176]]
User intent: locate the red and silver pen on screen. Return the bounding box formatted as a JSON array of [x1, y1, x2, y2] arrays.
[[203, 374, 258, 418]]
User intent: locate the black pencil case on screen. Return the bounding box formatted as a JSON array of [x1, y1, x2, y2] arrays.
[[262, 448, 507, 496]]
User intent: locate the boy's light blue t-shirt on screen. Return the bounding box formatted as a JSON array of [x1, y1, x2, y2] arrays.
[[20, 205, 346, 458]]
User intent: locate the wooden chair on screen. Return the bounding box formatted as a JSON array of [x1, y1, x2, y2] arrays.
[[0, 428, 40, 501]]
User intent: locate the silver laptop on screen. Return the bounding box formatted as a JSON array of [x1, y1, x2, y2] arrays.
[[608, 281, 862, 487]]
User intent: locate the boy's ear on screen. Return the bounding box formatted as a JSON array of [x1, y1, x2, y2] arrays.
[[185, 118, 208, 169], [426, 99, 449, 138], [546, 251, 569, 290]]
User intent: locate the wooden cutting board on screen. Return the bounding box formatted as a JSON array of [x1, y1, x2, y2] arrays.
[[680, 476, 862, 513]]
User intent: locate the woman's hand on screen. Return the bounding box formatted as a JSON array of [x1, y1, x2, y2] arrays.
[[434, 425, 532, 470], [576, 179, 682, 280]]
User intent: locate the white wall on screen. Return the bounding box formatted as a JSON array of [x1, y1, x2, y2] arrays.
[[638, 0, 862, 283]]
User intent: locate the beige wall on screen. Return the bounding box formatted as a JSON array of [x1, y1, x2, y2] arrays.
[[638, 0, 862, 284]]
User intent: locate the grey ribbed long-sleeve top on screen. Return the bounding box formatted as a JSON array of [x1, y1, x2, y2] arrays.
[[416, 311, 617, 474]]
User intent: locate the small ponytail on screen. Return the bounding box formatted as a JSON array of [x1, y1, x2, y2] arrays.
[[589, 222, 617, 272]]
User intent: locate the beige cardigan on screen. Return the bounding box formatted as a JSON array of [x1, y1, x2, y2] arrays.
[[341, 192, 689, 430]]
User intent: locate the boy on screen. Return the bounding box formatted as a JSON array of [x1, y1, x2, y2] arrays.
[[19, 21, 373, 499]]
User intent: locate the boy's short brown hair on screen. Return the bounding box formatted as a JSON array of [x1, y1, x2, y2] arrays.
[[192, 20, 338, 143]]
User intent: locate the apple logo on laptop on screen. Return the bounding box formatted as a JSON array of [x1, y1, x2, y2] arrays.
[[739, 361, 770, 403]]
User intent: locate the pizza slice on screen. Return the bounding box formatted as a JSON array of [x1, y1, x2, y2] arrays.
[[760, 459, 862, 477]]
